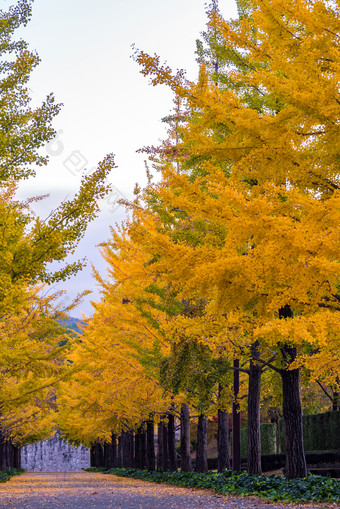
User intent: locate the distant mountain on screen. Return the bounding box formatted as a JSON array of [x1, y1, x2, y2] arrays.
[[59, 316, 86, 334]]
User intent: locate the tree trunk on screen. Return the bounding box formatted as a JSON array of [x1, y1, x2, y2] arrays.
[[109, 433, 118, 468], [129, 431, 134, 467], [122, 432, 128, 467], [280, 344, 307, 479], [232, 358, 241, 471], [103, 443, 110, 469], [122, 431, 134, 468], [146, 418, 155, 471], [13, 445, 21, 468], [162, 421, 169, 470], [157, 422, 163, 470], [104, 441, 117, 469], [167, 412, 177, 471], [97, 442, 104, 468], [0, 432, 3, 470], [91, 442, 104, 468], [196, 414, 208, 473], [117, 435, 122, 467], [135, 429, 141, 469], [4, 441, 9, 469], [90, 445, 95, 467], [0, 428, 12, 469], [247, 342, 262, 474], [140, 427, 147, 469], [180, 403, 192, 471], [218, 408, 230, 472]]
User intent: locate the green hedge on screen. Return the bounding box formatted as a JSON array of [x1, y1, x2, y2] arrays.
[[238, 423, 276, 456], [90, 468, 340, 504], [280, 411, 340, 452]]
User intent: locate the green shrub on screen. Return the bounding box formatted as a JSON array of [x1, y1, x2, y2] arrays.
[[0, 468, 25, 483], [241, 428, 247, 456], [261, 423, 277, 455], [238, 423, 277, 456], [281, 411, 340, 452], [94, 468, 340, 503]]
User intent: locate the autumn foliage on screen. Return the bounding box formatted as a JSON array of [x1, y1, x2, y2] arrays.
[[0, 0, 339, 482], [0, 0, 115, 456], [57, 0, 340, 480]]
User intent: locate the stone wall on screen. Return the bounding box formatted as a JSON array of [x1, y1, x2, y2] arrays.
[[21, 433, 90, 471]]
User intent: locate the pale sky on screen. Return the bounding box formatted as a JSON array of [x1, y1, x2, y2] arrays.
[[15, 0, 238, 317]]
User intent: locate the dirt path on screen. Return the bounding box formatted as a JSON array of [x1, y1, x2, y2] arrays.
[[0, 471, 331, 509]]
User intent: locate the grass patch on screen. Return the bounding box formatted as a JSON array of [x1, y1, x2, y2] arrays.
[[0, 467, 25, 483], [86, 467, 340, 504]]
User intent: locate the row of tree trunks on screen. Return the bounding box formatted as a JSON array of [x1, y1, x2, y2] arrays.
[[91, 423, 155, 470], [157, 413, 177, 471], [90, 405, 226, 475], [89, 382, 306, 481]]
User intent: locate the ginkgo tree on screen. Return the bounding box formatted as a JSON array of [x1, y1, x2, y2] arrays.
[[131, 0, 340, 480], [56, 209, 176, 448], [49, 0, 339, 481], [0, 0, 115, 288], [0, 0, 116, 455], [0, 286, 80, 445], [56, 280, 175, 462]]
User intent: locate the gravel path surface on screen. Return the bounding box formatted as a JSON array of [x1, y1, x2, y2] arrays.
[[0, 471, 333, 509]]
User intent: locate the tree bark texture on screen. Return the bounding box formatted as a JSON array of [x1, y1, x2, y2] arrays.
[[157, 422, 164, 470], [122, 432, 129, 467], [146, 418, 155, 471], [180, 403, 192, 472], [122, 431, 134, 468], [117, 435, 122, 467], [129, 431, 134, 467], [91, 442, 104, 467], [13, 445, 21, 468], [247, 343, 262, 474], [103, 434, 118, 469], [232, 359, 241, 471], [111, 433, 118, 467], [196, 414, 208, 473], [140, 427, 147, 469], [167, 412, 177, 471], [103, 443, 111, 469], [280, 344, 307, 479], [218, 408, 230, 472], [162, 421, 169, 470], [0, 428, 20, 469], [135, 430, 141, 469]]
